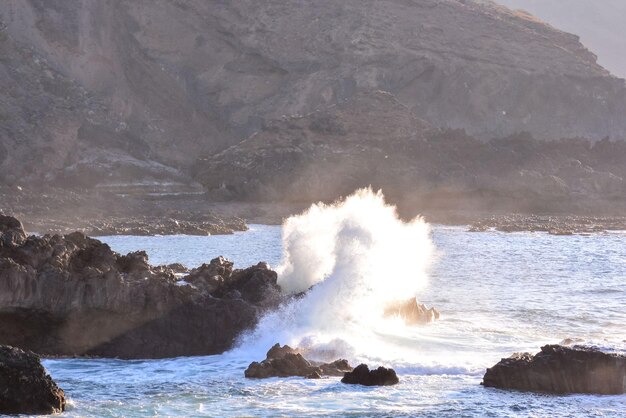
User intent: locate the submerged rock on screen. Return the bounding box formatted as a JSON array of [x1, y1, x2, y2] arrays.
[[384, 298, 440, 324], [341, 364, 399, 386], [482, 345, 626, 394], [0, 345, 65, 415], [0, 215, 282, 359], [244, 343, 353, 379]]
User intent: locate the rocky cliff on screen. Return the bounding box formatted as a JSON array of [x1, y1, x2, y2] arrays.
[[1, 0, 626, 194]]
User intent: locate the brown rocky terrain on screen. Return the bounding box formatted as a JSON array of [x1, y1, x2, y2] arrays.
[[195, 91, 626, 216], [0, 214, 282, 358], [1, 0, 626, 211]]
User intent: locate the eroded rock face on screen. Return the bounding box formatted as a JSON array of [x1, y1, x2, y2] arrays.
[[384, 298, 440, 325], [244, 344, 353, 379], [0, 345, 65, 415], [0, 215, 282, 359], [482, 345, 626, 394], [341, 364, 399, 386]]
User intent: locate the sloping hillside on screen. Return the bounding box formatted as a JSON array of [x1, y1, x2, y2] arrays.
[[195, 91, 626, 215], [1, 0, 625, 192], [495, 0, 626, 79]]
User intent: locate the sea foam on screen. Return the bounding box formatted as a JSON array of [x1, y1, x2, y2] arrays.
[[234, 188, 435, 363]]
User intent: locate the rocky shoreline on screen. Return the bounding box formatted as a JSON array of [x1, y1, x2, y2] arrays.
[[469, 214, 626, 235], [0, 214, 281, 359]]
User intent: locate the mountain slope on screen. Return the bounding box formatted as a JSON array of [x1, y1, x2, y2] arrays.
[[495, 0, 626, 79], [195, 91, 626, 214], [0, 0, 625, 191]]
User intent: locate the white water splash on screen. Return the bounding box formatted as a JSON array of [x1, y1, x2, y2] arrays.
[[235, 188, 436, 363]]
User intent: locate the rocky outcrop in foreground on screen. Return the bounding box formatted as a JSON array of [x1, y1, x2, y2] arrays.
[[0, 215, 281, 358], [0, 345, 65, 415], [384, 299, 440, 324], [482, 345, 626, 394], [245, 344, 353, 379], [341, 364, 400, 386]]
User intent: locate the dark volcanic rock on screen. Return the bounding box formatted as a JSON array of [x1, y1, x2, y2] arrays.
[[0, 345, 65, 415], [245, 344, 353, 379], [482, 345, 626, 394], [0, 215, 282, 359], [341, 364, 399, 386], [384, 298, 440, 324]]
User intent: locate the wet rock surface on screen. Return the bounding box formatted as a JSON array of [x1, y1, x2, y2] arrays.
[[0, 215, 281, 359], [384, 299, 440, 324], [245, 344, 353, 379], [0, 345, 65, 415], [482, 345, 626, 394], [341, 364, 400, 386]]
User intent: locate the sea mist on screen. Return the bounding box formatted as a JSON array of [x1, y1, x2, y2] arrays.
[[234, 188, 435, 363]]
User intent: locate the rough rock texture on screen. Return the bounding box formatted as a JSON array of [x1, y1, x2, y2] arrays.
[[0, 215, 281, 358], [244, 344, 353, 379], [1, 0, 626, 191], [384, 299, 440, 325], [0, 345, 65, 415], [195, 91, 626, 215], [341, 364, 400, 386], [482, 345, 626, 394]]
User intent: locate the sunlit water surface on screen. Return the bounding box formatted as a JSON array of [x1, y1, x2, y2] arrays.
[[44, 225, 626, 417]]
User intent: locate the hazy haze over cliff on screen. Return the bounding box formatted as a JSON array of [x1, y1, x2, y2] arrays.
[[495, 0, 626, 79]]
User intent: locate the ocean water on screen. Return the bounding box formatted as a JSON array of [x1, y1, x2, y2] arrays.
[[43, 205, 626, 416]]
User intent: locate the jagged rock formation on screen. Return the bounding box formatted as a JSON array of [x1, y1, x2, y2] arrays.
[[195, 91, 626, 214], [341, 364, 400, 386], [0, 345, 65, 415], [244, 343, 353, 379], [1, 0, 626, 193], [0, 215, 281, 358], [482, 345, 626, 394], [384, 299, 440, 324]]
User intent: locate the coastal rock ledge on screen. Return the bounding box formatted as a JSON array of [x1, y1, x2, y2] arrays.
[[0, 214, 282, 358], [0, 345, 65, 415], [482, 345, 626, 395]]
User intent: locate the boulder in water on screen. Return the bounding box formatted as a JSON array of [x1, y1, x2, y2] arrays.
[[244, 343, 353, 379], [384, 298, 440, 324], [341, 364, 399, 386], [482, 345, 626, 394], [0, 345, 65, 415]]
